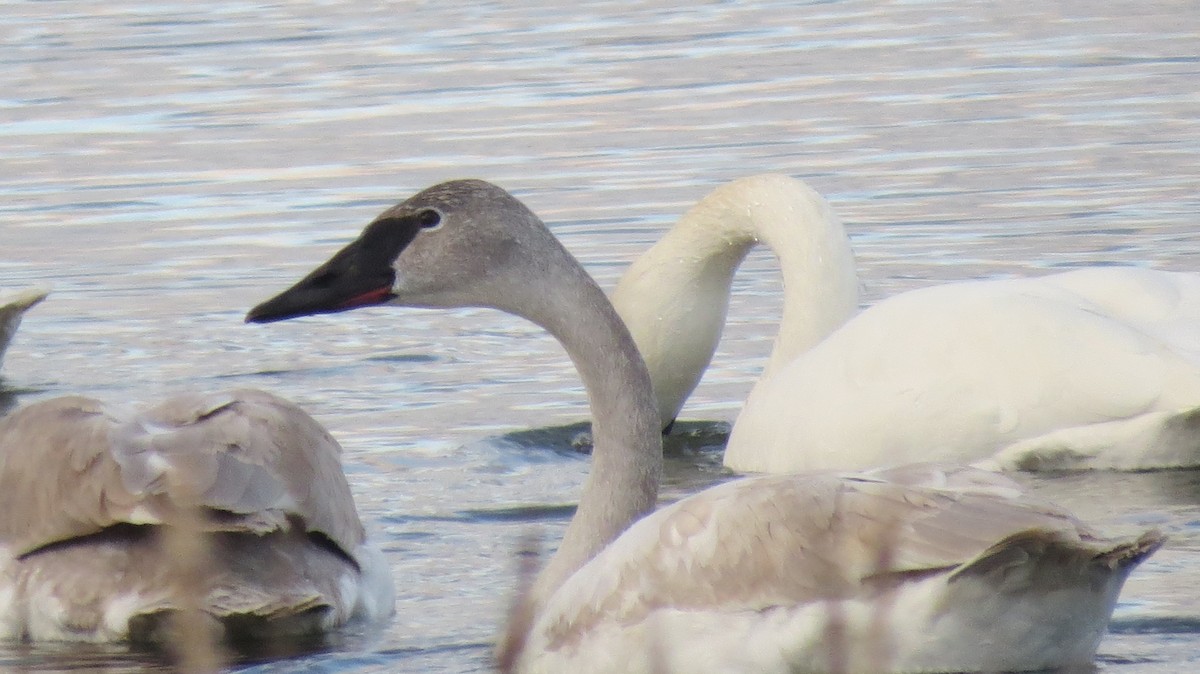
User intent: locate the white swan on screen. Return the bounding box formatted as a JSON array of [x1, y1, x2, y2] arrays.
[[0, 287, 48, 370], [0, 388, 394, 643], [611, 174, 1200, 472], [246, 179, 1162, 674]]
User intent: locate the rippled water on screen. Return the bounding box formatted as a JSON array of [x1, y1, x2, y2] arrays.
[[2, 1, 1199, 672]]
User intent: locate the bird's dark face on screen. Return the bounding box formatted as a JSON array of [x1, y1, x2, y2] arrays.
[[245, 207, 442, 324], [246, 179, 547, 325]]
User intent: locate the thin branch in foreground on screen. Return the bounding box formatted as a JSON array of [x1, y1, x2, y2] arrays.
[[496, 530, 543, 674], [161, 483, 225, 674]]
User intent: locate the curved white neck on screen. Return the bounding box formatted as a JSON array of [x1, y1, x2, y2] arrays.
[[612, 175, 860, 426]]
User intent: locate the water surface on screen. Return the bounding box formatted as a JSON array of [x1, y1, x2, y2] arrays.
[[2, 1, 1198, 672]]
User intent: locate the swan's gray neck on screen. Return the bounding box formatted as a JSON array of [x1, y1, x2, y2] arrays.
[[507, 238, 662, 608], [612, 175, 860, 426]]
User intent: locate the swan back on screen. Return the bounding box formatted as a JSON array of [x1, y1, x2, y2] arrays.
[[521, 464, 1161, 673], [247, 180, 1161, 673], [0, 389, 365, 555], [725, 267, 1200, 472], [612, 175, 859, 427]]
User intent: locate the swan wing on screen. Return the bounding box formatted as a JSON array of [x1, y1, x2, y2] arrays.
[[1041, 267, 1200, 361], [727, 270, 1200, 472], [0, 389, 364, 558], [1, 395, 133, 553], [534, 465, 1119, 647]]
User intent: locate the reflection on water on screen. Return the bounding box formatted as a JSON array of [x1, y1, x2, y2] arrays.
[[2, 0, 1199, 672]]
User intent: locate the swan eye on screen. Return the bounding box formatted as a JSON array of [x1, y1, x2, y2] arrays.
[[417, 208, 442, 230]]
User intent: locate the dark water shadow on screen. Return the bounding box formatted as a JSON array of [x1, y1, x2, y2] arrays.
[[457, 419, 735, 526], [0, 384, 17, 418], [0, 378, 45, 418], [488, 418, 731, 459], [0, 634, 334, 673], [0, 642, 166, 674], [0, 621, 399, 673], [486, 418, 732, 493]]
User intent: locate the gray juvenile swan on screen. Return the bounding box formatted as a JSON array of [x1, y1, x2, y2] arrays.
[[246, 179, 1162, 674], [0, 287, 48, 370], [613, 174, 1200, 473], [0, 393, 393, 639]]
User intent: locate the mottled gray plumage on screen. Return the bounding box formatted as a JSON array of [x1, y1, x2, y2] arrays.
[[0, 389, 390, 643], [535, 465, 1161, 653]]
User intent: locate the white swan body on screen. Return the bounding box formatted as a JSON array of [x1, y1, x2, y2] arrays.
[[612, 174, 1200, 472], [0, 389, 394, 643], [731, 266, 1200, 473], [0, 287, 48, 370], [247, 179, 1161, 674]]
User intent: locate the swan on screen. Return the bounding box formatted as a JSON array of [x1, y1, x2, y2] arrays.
[[0, 287, 48, 370], [246, 179, 1162, 674], [611, 174, 1200, 472], [0, 388, 394, 643]]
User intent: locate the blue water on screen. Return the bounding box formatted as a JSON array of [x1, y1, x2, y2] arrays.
[[2, 1, 1198, 671]]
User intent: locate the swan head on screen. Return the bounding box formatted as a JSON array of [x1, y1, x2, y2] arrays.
[[246, 179, 572, 324]]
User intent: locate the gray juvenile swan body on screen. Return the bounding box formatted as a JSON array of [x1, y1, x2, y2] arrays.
[[247, 179, 1162, 674], [0, 389, 393, 641], [0, 287, 48, 371]]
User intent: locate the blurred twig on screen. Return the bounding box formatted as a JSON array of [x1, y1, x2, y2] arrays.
[[496, 530, 542, 674], [162, 481, 225, 674]]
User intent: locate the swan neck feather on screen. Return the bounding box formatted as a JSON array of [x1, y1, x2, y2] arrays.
[[613, 175, 859, 425], [518, 240, 662, 609]]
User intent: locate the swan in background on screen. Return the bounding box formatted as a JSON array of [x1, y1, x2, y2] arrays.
[[612, 174, 1200, 472], [246, 179, 1161, 674], [0, 287, 48, 370], [0, 388, 394, 643]]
